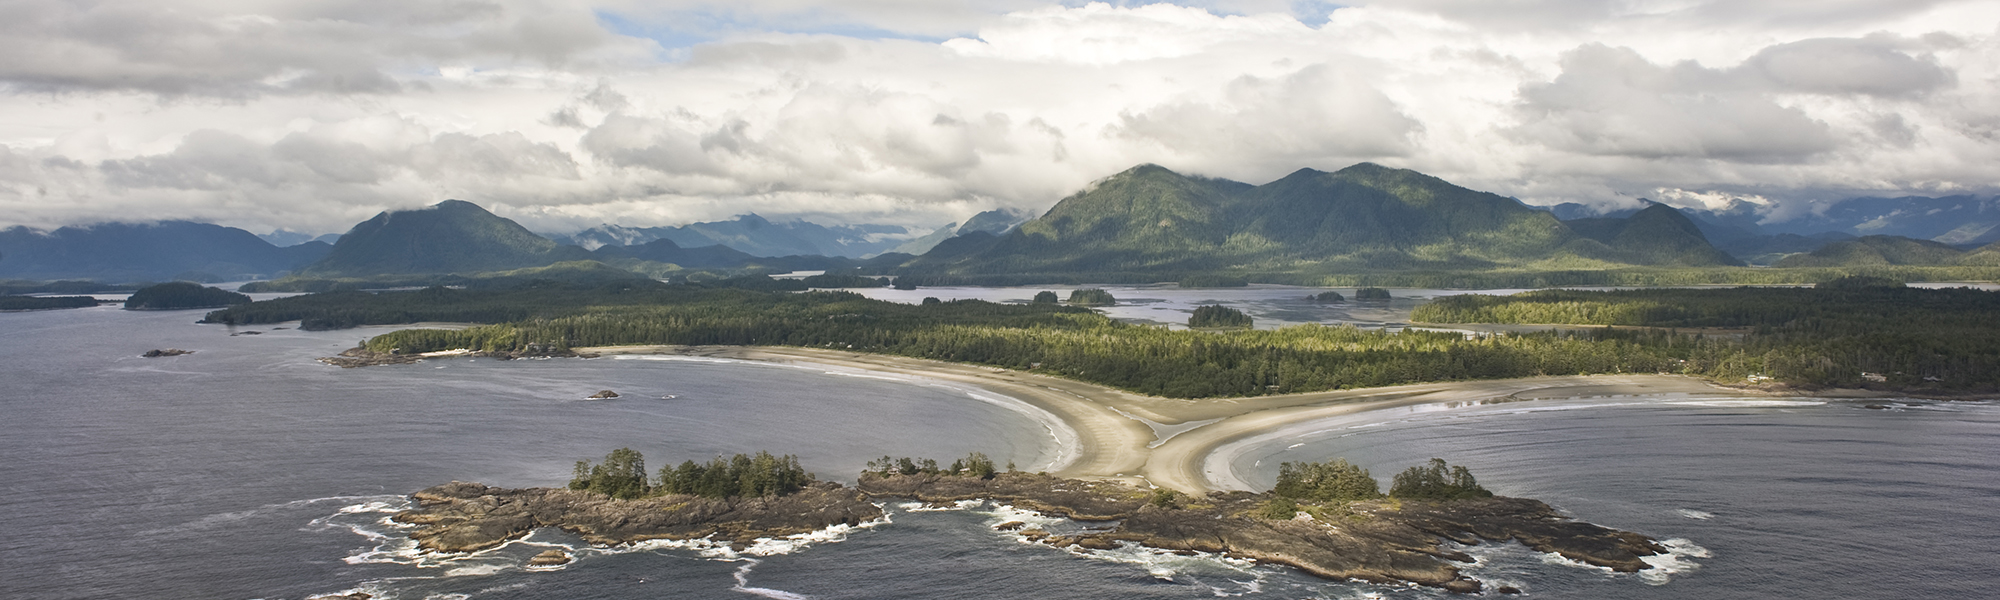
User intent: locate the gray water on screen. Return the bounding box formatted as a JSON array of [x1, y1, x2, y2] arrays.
[[4, 303, 1998, 599]]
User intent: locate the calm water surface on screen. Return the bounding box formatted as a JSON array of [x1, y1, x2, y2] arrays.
[[3, 302, 1996, 599]]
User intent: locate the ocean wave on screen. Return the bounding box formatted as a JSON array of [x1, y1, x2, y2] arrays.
[[1638, 538, 1710, 586], [901, 499, 984, 512], [730, 558, 811, 600], [1677, 508, 1715, 520], [142, 494, 406, 536]]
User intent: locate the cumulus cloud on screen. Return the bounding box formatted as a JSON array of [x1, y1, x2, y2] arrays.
[[2, 0, 2000, 234], [1743, 36, 1953, 97], [1513, 44, 1838, 162], [1114, 63, 1423, 167], [0, 0, 645, 97]]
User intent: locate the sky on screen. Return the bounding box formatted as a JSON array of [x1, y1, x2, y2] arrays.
[[2, 0, 1997, 236]]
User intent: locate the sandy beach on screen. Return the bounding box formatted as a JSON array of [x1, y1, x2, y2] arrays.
[[581, 345, 1783, 494]]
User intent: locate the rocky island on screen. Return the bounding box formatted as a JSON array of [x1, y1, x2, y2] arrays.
[[397, 450, 1662, 594], [858, 469, 1662, 594], [393, 480, 883, 553]]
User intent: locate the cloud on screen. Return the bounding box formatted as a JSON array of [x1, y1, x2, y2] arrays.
[[943, 2, 1311, 64], [0, 0, 644, 97], [1512, 44, 1838, 163], [1113, 63, 1423, 168], [3, 1, 2000, 234], [1743, 36, 1953, 97]]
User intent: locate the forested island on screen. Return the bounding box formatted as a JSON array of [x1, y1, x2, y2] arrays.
[[125, 282, 251, 310], [400, 450, 1660, 594], [0, 295, 99, 311], [200, 276, 2000, 396]]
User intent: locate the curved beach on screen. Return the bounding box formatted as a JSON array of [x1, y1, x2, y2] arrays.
[[580, 345, 1775, 494]]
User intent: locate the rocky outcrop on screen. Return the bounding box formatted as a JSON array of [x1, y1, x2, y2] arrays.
[[528, 549, 572, 566], [857, 472, 1148, 520], [392, 481, 883, 554], [142, 348, 194, 357], [859, 472, 1663, 594], [588, 390, 619, 399]]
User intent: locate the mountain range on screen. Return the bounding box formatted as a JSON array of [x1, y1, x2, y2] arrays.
[[551, 214, 915, 258], [888, 209, 1032, 256], [0, 221, 330, 282], [903, 163, 1739, 277], [7, 163, 1996, 284]]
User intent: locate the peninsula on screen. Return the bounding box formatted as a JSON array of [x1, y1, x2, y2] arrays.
[[390, 346, 1754, 593]]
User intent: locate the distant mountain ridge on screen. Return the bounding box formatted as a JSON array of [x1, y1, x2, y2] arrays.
[[889, 209, 1031, 256], [1547, 193, 2000, 260], [557, 214, 915, 258], [301, 200, 591, 276], [0, 221, 328, 282], [905, 163, 1739, 276], [1775, 235, 1997, 268]]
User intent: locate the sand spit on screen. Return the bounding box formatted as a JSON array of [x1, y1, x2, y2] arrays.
[[577, 345, 1769, 494]]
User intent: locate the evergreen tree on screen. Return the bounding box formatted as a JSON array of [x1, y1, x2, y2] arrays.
[[1389, 458, 1492, 500], [1273, 459, 1381, 502]]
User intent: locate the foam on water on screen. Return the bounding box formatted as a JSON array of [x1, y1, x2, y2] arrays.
[[900, 499, 984, 512], [731, 558, 812, 599], [1638, 539, 1711, 586], [1677, 508, 1715, 520]]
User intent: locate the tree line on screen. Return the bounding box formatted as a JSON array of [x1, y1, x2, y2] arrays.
[[568, 448, 814, 500], [206, 277, 2000, 395]]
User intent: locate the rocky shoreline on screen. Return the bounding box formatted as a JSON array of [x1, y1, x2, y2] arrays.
[[857, 472, 1663, 594], [397, 472, 1662, 594], [391, 481, 883, 553]]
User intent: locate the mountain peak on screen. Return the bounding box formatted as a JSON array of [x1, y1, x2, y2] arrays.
[[431, 199, 484, 211], [1332, 162, 1390, 174], [304, 199, 585, 276]]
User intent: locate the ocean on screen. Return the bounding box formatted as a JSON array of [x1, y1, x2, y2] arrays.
[[3, 301, 1996, 599]]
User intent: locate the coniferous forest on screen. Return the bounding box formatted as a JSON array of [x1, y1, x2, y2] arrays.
[[202, 277, 2000, 396]]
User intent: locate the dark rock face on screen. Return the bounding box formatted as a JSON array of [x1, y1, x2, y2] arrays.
[[142, 349, 194, 357], [858, 472, 1662, 594], [392, 481, 883, 553]]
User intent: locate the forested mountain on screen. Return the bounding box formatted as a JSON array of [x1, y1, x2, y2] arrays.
[[890, 209, 1031, 256], [1549, 193, 2000, 254], [559, 214, 914, 257], [301, 200, 591, 276], [903, 163, 1737, 277], [1774, 235, 1980, 267], [1561, 204, 1744, 266], [0, 221, 329, 282]]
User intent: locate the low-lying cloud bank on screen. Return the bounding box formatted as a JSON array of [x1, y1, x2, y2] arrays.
[[1, 0, 1995, 235]]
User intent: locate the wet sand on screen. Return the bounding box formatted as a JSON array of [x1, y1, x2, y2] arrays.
[[580, 345, 1786, 494]]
